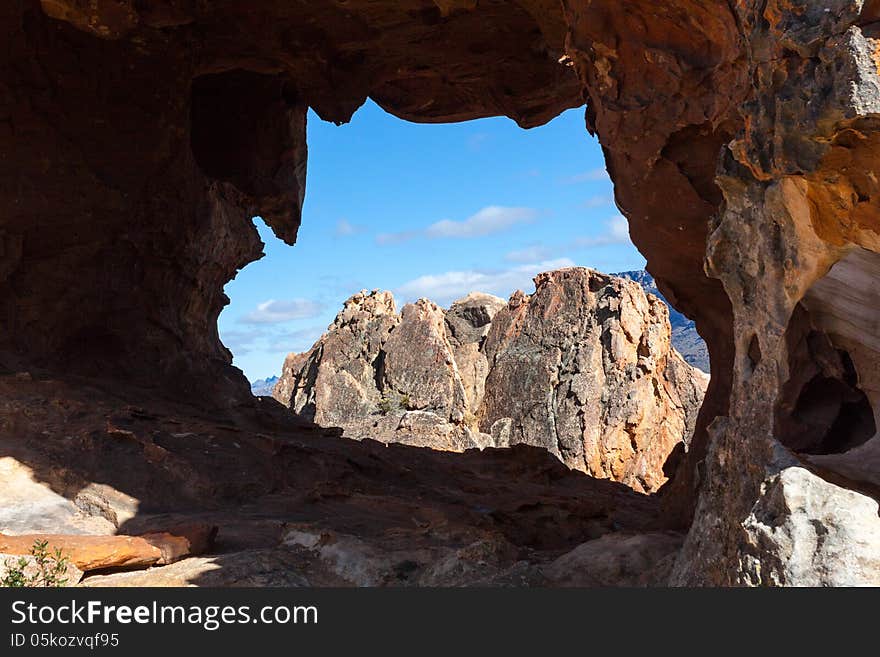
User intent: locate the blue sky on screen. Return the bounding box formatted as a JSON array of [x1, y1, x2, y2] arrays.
[[219, 100, 646, 381]]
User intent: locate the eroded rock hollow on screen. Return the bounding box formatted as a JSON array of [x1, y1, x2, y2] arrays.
[[1, 0, 879, 585]]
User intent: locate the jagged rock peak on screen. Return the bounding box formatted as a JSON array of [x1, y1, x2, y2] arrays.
[[480, 267, 708, 493], [332, 290, 397, 327], [273, 267, 708, 494]]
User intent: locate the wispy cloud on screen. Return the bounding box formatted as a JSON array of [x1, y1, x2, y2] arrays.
[[377, 206, 537, 245], [561, 168, 609, 185], [269, 326, 326, 353], [504, 245, 554, 263], [221, 328, 265, 355], [375, 230, 420, 246], [467, 132, 491, 152], [426, 206, 537, 239], [334, 219, 363, 237], [396, 258, 575, 306], [503, 215, 630, 263], [574, 215, 629, 247], [241, 299, 325, 325], [581, 194, 614, 209]]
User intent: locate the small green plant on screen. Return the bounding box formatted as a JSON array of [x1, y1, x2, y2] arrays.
[[400, 394, 413, 411], [378, 396, 394, 415], [1, 557, 29, 587], [1, 540, 70, 588]]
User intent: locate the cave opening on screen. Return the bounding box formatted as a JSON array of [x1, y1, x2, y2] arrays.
[[776, 248, 880, 486], [218, 100, 652, 384], [215, 100, 711, 496]]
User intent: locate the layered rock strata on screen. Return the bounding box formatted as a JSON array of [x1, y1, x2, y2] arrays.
[[274, 268, 708, 494]]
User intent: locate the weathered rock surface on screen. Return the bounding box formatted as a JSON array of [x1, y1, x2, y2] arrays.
[[83, 529, 684, 588], [276, 290, 498, 452], [0, 374, 672, 587], [617, 271, 710, 373], [0, 534, 162, 572], [3, 0, 880, 585], [0, 457, 118, 536], [542, 532, 683, 587], [0, 523, 216, 572], [669, 2, 880, 586], [480, 269, 708, 493], [274, 268, 708, 493]]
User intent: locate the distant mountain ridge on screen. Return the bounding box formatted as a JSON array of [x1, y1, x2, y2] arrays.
[[250, 376, 279, 397], [615, 270, 709, 373]]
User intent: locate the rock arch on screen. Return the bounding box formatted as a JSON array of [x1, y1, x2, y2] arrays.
[[2, 0, 879, 584]]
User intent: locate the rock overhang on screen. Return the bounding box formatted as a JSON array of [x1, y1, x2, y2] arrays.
[[2, 0, 880, 584]]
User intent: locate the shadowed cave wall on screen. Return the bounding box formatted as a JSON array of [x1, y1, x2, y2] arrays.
[[2, 0, 879, 584]]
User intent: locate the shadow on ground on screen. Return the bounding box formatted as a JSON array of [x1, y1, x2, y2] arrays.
[[0, 371, 681, 586]]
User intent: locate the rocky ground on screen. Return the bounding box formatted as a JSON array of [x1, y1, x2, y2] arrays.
[[273, 268, 708, 494], [0, 372, 679, 587]]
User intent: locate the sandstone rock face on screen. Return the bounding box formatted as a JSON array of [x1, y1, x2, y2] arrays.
[[617, 271, 710, 373], [0, 523, 215, 572], [668, 2, 880, 586], [480, 269, 707, 493], [276, 290, 497, 452], [0, 457, 118, 536], [275, 268, 708, 493]]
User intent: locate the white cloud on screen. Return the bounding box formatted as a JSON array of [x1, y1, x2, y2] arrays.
[[269, 326, 326, 353], [375, 229, 419, 245], [334, 219, 363, 237], [426, 206, 537, 239], [574, 215, 629, 247], [504, 245, 554, 263], [503, 216, 630, 265], [396, 258, 575, 306], [562, 168, 609, 184], [241, 299, 325, 325], [378, 206, 537, 245], [581, 194, 614, 209], [467, 132, 491, 151]]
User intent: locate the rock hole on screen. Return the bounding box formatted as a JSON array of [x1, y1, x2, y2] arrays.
[[747, 334, 762, 370], [786, 366, 875, 455], [776, 248, 880, 486]]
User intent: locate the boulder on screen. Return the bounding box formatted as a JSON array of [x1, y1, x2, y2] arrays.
[[275, 290, 494, 450], [0, 457, 117, 536], [480, 269, 708, 493], [0, 522, 216, 573], [543, 532, 683, 587]]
